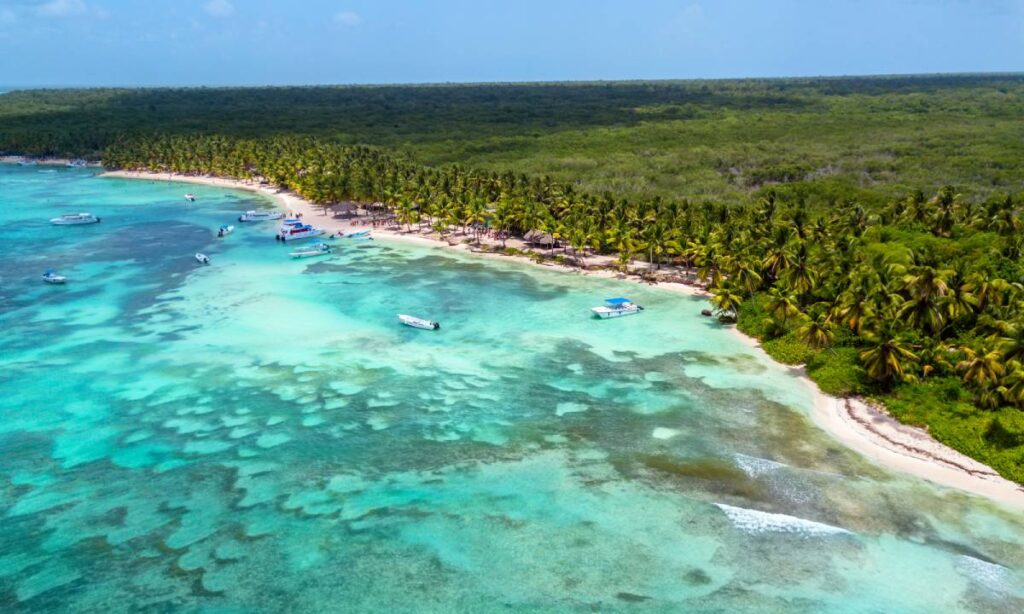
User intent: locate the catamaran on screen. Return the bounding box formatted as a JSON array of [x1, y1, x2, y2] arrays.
[[289, 242, 332, 259], [591, 297, 643, 319], [42, 269, 67, 284], [398, 314, 440, 330], [217, 224, 234, 237], [276, 223, 325, 242], [50, 213, 100, 225], [238, 210, 283, 222]]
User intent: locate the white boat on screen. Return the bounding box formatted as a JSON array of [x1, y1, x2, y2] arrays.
[[591, 297, 643, 319], [42, 269, 66, 284], [290, 242, 332, 258], [342, 230, 371, 239], [195, 253, 210, 265], [184, 193, 196, 202], [66, 159, 87, 168], [217, 224, 234, 237], [50, 213, 100, 225], [238, 210, 283, 222], [17, 158, 37, 166], [398, 314, 440, 330], [276, 224, 325, 242]]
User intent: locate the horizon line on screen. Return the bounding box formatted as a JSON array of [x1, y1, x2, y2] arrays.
[[3, 71, 1023, 92]]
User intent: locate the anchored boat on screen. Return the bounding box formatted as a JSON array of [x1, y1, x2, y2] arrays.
[[184, 193, 196, 202], [217, 224, 234, 237], [342, 230, 371, 239], [289, 242, 332, 259], [238, 210, 283, 222], [591, 297, 643, 319], [195, 253, 210, 265], [50, 212, 100, 225], [42, 269, 66, 284], [398, 314, 440, 330], [276, 223, 325, 242]]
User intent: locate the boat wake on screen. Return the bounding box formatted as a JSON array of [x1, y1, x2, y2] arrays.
[[714, 503, 852, 537]]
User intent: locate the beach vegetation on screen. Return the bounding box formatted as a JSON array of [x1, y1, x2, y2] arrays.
[[2, 76, 1023, 483]]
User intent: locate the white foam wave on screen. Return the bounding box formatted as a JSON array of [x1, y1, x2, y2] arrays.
[[734, 454, 788, 477], [715, 503, 852, 537], [956, 555, 1014, 594]]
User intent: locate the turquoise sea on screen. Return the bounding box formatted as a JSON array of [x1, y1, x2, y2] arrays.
[[1, 165, 1022, 612]]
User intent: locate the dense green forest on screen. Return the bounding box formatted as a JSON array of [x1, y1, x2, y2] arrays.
[[2, 75, 1024, 205], [2, 76, 1023, 483]]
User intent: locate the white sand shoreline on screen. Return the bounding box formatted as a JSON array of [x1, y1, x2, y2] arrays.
[[99, 169, 1024, 509], [1, 155, 102, 167]]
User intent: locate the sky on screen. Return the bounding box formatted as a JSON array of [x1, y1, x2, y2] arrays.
[[0, 0, 1021, 86]]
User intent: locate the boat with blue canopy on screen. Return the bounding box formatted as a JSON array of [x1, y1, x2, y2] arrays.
[[42, 269, 66, 284], [591, 297, 643, 319]]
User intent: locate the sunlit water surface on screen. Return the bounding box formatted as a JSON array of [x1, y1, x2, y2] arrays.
[[1, 166, 1022, 612]]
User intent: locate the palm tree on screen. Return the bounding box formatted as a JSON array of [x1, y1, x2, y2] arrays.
[[709, 284, 744, 320], [859, 331, 918, 386], [796, 313, 834, 349], [897, 266, 950, 335], [766, 287, 802, 325], [997, 362, 1024, 407], [957, 346, 1005, 389]]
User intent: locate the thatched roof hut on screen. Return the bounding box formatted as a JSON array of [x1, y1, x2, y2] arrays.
[[524, 229, 557, 246]]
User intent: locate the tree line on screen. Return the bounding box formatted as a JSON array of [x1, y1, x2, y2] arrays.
[[104, 133, 1024, 480]]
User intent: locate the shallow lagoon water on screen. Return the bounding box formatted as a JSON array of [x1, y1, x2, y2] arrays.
[[1, 165, 1023, 612]]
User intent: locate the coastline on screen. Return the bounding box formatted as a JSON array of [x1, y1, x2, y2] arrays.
[[1, 155, 101, 167], [99, 169, 1024, 509]]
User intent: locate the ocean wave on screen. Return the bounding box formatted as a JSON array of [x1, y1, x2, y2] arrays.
[[956, 555, 1015, 594], [714, 503, 852, 537], [734, 454, 788, 477]]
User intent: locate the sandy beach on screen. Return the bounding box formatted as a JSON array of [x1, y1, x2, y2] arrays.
[[99, 169, 1024, 509]]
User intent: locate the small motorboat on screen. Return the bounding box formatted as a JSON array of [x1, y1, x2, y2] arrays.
[[195, 253, 210, 265], [591, 297, 643, 319], [342, 230, 371, 239], [398, 314, 440, 330], [184, 193, 196, 202], [289, 242, 332, 258], [17, 158, 37, 166], [66, 159, 87, 168], [42, 269, 66, 284], [217, 224, 234, 238], [238, 210, 283, 222], [276, 223, 325, 242], [50, 212, 100, 225]]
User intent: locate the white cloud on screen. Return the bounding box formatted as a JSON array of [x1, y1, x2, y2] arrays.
[[333, 11, 361, 26], [37, 0, 88, 18], [204, 0, 235, 18]]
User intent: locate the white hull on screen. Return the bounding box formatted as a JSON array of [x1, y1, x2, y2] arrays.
[[592, 307, 641, 319], [51, 214, 100, 225], [290, 249, 331, 259], [217, 225, 234, 237], [195, 253, 210, 264], [399, 314, 440, 330], [278, 228, 325, 241], [43, 275, 66, 284], [591, 299, 643, 319], [238, 211, 283, 222]]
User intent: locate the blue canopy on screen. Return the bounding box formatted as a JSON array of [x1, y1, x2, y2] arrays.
[[605, 297, 631, 305]]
